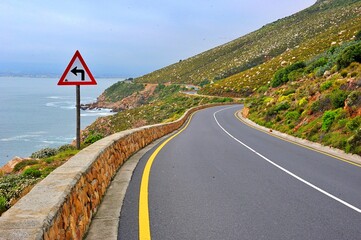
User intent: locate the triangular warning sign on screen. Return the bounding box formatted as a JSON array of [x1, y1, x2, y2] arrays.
[[58, 50, 97, 86]]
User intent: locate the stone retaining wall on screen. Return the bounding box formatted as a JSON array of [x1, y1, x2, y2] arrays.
[[0, 103, 232, 240]]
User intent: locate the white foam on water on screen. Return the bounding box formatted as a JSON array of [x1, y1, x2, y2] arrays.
[[0, 134, 41, 142]]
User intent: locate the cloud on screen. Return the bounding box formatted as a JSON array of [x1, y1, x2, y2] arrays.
[[0, 0, 316, 76]]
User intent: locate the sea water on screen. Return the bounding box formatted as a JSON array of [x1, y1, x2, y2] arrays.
[[0, 77, 121, 166]]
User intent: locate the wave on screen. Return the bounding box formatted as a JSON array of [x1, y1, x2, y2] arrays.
[[81, 112, 115, 117], [46, 96, 96, 109], [46, 96, 72, 100], [0, 134, 42, 142], [28, 131, 47, 135], [46, 101, 75, 109]]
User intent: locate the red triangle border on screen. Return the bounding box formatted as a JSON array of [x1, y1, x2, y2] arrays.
[[58, 50, 97, 86]]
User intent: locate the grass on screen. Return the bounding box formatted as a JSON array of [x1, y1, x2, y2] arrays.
[[0, 147, 80, 215], [0, 87, 238, 216], [2, 0, 361, 216], [245, 38, 361, 155], [135, 0, 361, 91], [82, 92, 236, 139], [103, 81, 145, 102]]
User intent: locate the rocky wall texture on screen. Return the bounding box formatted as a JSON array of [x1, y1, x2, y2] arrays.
[[0, 103, 232, 240]]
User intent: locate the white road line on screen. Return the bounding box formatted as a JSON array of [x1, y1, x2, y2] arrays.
[[213, 107, 361, 214]]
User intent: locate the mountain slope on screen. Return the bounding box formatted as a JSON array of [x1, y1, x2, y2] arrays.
[[135, 0, 361, 91]]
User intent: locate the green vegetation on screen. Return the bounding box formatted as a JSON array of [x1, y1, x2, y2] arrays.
[[22, 167, 42, 178], [0, 145, 80, 215], [322, 110, 337, 131], [151, 84, 183, 100], [200, 1, 361, 97], [13, 160, 38, 172], [0, 195, 6, 214], [271, 62, 306, 87], [84, 132, 104, 144], [356, 30, 361, 41], [135, 0, 361, 92], [30, 147, 58, 159], [246, 36, 361, 155], [0, 174, 40, 215], [336, 42, 361, 70], [83, 93, 235, 138], [3, 0, 361, 216], [103, 81, 145, 102]]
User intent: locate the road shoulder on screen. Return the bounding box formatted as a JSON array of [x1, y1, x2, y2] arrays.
[[236, 110, 361, 167], [84, 133, 173, 240]]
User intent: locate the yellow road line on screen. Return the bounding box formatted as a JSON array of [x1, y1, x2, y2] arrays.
[[139, 113, 195, 240], [234, 111, 361, 168]]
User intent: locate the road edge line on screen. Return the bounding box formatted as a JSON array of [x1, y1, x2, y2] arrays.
[[213, 107, 361, 214], [234, 110, 361, 168], [138, 113, 195, 240]]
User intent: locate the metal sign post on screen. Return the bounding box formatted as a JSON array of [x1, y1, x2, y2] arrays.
[[76, 85, 81, 149], [58, 50, 97, 149]]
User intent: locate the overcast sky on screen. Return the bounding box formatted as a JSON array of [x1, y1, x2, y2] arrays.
[[0, 0, 316, 77]]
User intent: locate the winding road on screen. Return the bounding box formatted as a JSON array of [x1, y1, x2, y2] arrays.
[[118, 105, 361, 240]]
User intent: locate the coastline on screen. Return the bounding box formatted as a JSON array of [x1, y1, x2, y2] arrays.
[[0, 77, 122, 167]]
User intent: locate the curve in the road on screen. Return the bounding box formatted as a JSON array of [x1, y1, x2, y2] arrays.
[[214, 106, 361, 213], [139, 112, 196, 240], [118, 105, 361, 240]]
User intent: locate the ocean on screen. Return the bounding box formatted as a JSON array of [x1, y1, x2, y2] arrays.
[[0, 77, 121, 166]]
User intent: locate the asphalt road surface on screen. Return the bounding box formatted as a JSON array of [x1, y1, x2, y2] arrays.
[[118, 105, 361, 240]]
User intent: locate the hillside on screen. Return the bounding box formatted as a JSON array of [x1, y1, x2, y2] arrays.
[[135, 0, 361, 91], [244, 37, 361, 155], [2, 0, 360, 216], [201, 3, 361, 97], [89, 0, 361, 155]]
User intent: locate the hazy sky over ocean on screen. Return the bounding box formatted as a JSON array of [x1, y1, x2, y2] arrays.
[[1, 0, 316, 77]]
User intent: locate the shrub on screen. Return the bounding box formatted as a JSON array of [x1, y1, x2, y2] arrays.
[[286, 111, 300, 121], [84, 133, 104, 144], [30, 147, 58, 159], [274, 101, 290, 112], [346, 91, 361, 107], [320, 81, 332, 91], [298, 97, 308, 107], [347, 128, 361, 154], [288, 69, 304, 82], [271, 62, 306, 87], [257, 86, 269, 93], [0, 175, 39, 211], [322, 110, 337, 131], [330, 89, 348, 109], [58, 144, 76, 152], [104, 82, 145, 102], [22, 167, 42, 178], [311, 96, 332, 113], [0, 195, 6, 213], [283, 89, 296, 96], [199, 79, 210, 87], [212, 97, 233, 103], [306, 57, 328, 74], [355, 30, 361, 41], [351, 72, 357, 78], [336, 42, 361, 70], [271, 68, 287, 87], [13, 160, 38, 172], [346, 116, 361, 131], [41, 166, 56, 178], [266, 101, 291, 116], [340, 70, 348, 78]]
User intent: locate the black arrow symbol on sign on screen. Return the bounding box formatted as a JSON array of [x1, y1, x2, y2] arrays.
[[71, 66, 85, 81]]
